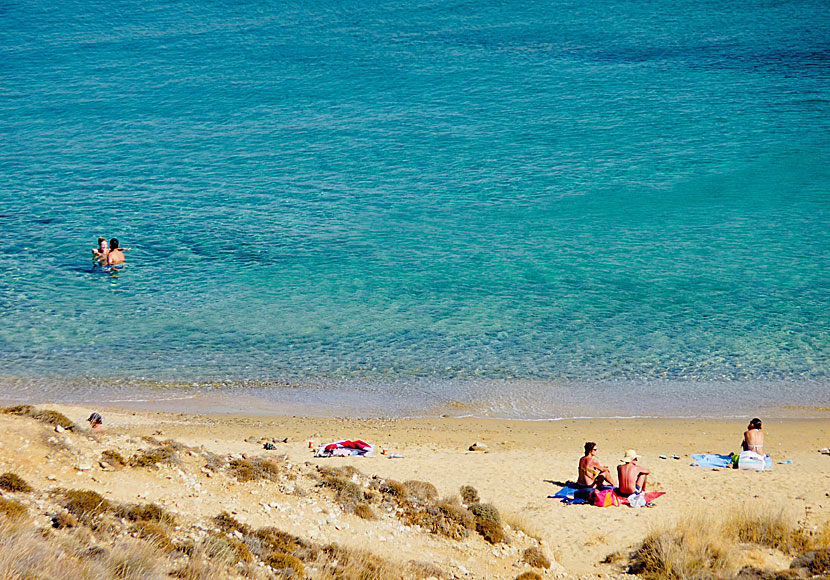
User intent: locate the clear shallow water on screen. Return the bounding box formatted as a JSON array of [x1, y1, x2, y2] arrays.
[[1, 0, 828, 417]]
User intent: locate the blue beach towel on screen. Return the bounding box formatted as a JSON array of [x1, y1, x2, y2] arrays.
[[691, 453, 773, 469], [551, 483, 613, 504]]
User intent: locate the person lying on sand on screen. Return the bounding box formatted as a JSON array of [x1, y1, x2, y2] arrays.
[[577, 441, 617, 488], [742, 418, 764, 456], [616, 449, 649, 497]]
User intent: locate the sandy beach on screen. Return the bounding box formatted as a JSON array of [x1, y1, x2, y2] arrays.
[[1, 403, 828, 579]]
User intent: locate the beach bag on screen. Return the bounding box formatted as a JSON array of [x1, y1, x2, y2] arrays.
[[591, 488, 619, 507], [628, 491, 647, 508], [738, 450, 766, 471]]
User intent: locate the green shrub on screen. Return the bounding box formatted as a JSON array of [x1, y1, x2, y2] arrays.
[[0, 472, 33, 493]]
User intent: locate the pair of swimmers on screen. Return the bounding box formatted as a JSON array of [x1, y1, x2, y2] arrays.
[[92, 237, 129, 265], [577, 442, 650, 496]]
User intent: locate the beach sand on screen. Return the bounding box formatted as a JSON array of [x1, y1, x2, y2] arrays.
[[1, 403, 828, 578]]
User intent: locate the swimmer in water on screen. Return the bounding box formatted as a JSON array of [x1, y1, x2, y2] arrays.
[[106, 238, 126, 265], [92, 237, 109, 261]]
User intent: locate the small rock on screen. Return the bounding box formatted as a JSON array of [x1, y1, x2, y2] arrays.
[[76, 462, 93, 471], [55, 425, 64, 433], [468, 442, 488, 452]]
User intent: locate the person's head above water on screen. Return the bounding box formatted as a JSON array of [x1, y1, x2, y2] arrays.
[[87, 412, 102, 426], [749, 418, 762, 430], [98, 237, 108, 251], [109, 238, 119, 250], [584, 441, 597, 456]]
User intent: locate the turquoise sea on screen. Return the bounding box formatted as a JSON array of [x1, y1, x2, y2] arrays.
[[1, 0, 828, 418]]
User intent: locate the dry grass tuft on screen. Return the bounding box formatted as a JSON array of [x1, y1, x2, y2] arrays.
[[404, 480, 438, 502], [502, 511, 544, 542], [522, 546, 551, 568], [408, 560, 448, 579], [129, 521, 175, 552], [316, 544, 408, 580], [253, 527, 306, 556], [459, 485, 479, 505], [228, 456, 283, 482], [0, 472, 33, 493], [723, 506, 812, 553], [0, 497, 27, 520], [51, 510, 78, 529], [61, 489, 112, 522], [515, 572, 542, 580], [101, 449, 127, 467], [3, 405, 76, 429], [203, 532, 253, 564], [602, 551, 626, 565], [317, 465, 362, 479]]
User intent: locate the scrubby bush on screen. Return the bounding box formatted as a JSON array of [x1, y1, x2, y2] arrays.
[[522, 546, 551, 568], [469, 502, 501, 524], [3, 405, 75, 430], [0, 497, 27, 520], [404, 480, 438, 502], [101, 449, 126, 467], [129, 446, 177, 468], [724, 507, 812, 553], [320, 475, 365, 508], [228, 457, 282, 482], [130, 521, 175, 552], [516, 572, 542, 580], [0, 472, 33, 493], [460, 485, 479, 505], [116, 502, 175, 525], [213, 511, 251, 535], [61, 489, 112, 521], [476, 518, 506, 544], [353, 503, 374, 520], [401, 498, 475, 540], [377, 479, 408, 499], [265, 552, 304, 576]]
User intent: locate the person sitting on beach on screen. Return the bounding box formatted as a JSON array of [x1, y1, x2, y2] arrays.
[[616, 449, 650, 497], [577, 441, 617, 488], [92, 237, 109, 261], [742, 418, 764, 456], [106, 238, 126, 265], [87, 412, 104, 432]]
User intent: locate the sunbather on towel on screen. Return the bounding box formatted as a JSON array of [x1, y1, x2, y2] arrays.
[[577, 442, 617, 488], [742, 418, 764, 456], [616, 449, 650, 497]]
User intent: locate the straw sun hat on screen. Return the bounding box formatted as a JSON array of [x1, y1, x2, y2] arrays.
[[620, 449, 640, 463]]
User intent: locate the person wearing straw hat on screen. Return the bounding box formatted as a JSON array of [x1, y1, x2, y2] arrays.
[[616, 449, 650, 497]]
